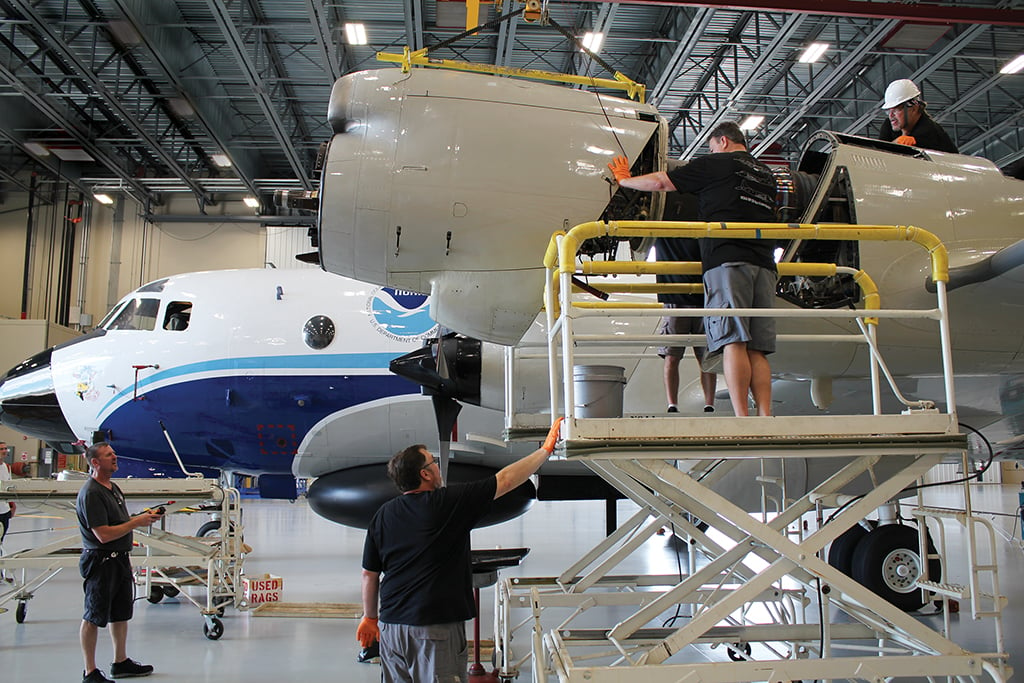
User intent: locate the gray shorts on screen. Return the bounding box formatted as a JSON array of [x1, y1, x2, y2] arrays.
[[703, 262, 777, 356], [379, 621, 468, 683], [657, 305, 706, 360]]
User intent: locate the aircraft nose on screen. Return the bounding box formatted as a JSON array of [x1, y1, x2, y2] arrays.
[[0, 347, 78, 444]]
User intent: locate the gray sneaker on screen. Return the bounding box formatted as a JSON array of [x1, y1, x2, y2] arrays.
[[109, 659, 153, 678]]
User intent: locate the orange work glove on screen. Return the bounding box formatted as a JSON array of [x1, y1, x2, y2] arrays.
[[542, 417, 565, 453], [894, 135, 917, 146], [607, 156, 631, 182], [357, 616, 380, 647]]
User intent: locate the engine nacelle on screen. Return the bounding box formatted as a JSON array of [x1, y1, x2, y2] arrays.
[[317, 68, 665, 345]]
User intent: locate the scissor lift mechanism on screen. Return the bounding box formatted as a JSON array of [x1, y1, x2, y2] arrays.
[[493, 221, 1008, 682], [0, 478, 244, 639]]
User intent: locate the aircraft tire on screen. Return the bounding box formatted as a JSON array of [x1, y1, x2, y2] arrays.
[[147, 586, 164, 604], [826, 521, 874, 576], [850, 523, 939, 612], [15, 601, 26, 623]]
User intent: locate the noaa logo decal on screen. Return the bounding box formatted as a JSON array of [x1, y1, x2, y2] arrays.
[[366, 287, 438, 342]]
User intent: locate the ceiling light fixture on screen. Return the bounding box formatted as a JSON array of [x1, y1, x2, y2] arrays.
[[581, 32, 604, 53], [211, 153, 232, 168], [243, 196, 260, 208], [1000, 53, 1024, 74], [798, 42, 829, 63], [345, 23, 367, 45], [93, 193, 114, 205], [739, 115, 765, 131]]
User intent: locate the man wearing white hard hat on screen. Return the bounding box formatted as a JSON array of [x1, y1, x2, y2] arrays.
[[879, 79, 958, 153]]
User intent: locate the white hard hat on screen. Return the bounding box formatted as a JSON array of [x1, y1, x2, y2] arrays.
[[881, 79, 921, 109]]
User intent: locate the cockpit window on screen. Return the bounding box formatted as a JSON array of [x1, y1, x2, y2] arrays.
[[96, 301, 126, 329], [105, 298, 160, 331], [163, 302, 192, 331]]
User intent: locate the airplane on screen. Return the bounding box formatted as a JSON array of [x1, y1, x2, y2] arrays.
[[306, 65, 1024, 613], [312, 66, 1024, 447], [0, 267, 629, 530]]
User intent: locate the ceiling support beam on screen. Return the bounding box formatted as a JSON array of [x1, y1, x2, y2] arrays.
[[681, 12, 806, 157], [112, 0, 262, 197], [753, 19, 897, 155], [206, 0, 312, 190], [0, 60, 152, 201], [7, 0, 209, 203], [590, 0, 1024, 27]]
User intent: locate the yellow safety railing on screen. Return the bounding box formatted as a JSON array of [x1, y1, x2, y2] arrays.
[[541, 220, 954, 425]]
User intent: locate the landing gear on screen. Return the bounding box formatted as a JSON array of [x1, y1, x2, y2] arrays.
[[15, 600, 27, 623], [849, 524, 940, 612]]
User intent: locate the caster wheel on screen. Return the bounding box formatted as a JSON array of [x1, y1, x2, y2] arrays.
[[161, 585, 180, 598], [15, 601, 27, 623], [148, 586, 164, 604], [204, 617, 224, 640], [726, 642, 751, 662]]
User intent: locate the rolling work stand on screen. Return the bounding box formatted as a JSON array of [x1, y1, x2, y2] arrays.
[[0, 477, 245, 639], [494, 221, 1008, 682]]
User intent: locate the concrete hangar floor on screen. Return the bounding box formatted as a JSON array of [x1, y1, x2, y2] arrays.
[[2, 485, 1022, 683]]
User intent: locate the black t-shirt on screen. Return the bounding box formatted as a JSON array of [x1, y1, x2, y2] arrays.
[[666, 151, 778, 271], [362, 478, 497, 625], [879, 113, 958, 154], [654, 237, 703, 306], [76, 478, 133, 552]]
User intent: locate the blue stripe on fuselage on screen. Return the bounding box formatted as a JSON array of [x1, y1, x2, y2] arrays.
[[99, 372, 416, 473], [98, 353, 403, 417]]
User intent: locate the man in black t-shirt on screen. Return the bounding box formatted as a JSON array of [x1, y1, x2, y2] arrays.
[[609, 121, 778, 416], [359, 419, 563, 683], [76, 443, 162, 683]]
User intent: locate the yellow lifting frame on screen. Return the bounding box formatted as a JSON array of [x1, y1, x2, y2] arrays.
[[377, 47, 646, 102]]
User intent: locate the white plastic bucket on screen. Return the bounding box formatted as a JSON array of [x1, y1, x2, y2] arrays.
[[572, 365, 626, 418]]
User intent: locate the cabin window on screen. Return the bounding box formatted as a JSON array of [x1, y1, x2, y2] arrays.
[[303, 315, 335, 350], [106, 298, 160, 331], [163, 302, 192, 331]]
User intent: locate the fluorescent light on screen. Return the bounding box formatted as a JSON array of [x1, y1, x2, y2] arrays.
[[739, 115, 765, 131], [581, 32, 604, 53], [1000, 53, 1024, 74], [798, 42, 829, 63], [93, 193, 114, 205], [345, 23, 367, 45], [25, 142, 50, 156], [211, 153, 232, 168], [243, 196, 260, 208]]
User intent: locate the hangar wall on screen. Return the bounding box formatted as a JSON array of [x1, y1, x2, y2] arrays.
[[0, 189, 268, 329]]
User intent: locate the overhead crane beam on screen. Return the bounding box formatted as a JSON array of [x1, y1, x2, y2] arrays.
[[591, 0, 1024, 27]]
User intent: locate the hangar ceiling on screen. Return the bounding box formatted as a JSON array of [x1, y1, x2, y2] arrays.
[[0, 0, 1021, 209]]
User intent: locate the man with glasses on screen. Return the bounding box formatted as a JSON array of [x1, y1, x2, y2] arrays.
[[879, 79, 958, 154], [359, 418, 563, 682]]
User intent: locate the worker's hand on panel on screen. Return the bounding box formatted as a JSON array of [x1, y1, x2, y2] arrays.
[[894, 135, 917, 146], [542, 416, 565, 454], [357, 616, 380, 647], [607, 156, 632, 182]]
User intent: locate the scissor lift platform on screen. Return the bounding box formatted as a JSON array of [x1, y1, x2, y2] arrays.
[[494, 221, 1009, 683]]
